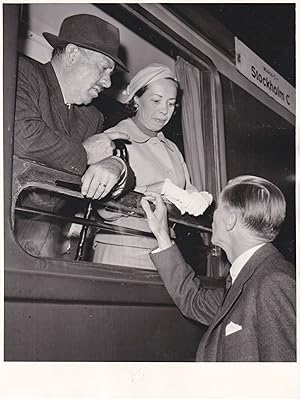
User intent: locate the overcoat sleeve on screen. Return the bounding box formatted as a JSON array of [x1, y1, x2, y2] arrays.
[[150, 244, 223, 325]]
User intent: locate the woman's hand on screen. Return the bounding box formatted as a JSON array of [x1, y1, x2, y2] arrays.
[[141, 192, 173, 250], [136, 182, 164, 195], [146, 182, 164, 193]]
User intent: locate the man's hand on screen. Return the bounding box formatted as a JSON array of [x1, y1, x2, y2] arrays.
[[82, 131, 129, 165], [141, 192, 172, 250], [81, 158, 123, 199]]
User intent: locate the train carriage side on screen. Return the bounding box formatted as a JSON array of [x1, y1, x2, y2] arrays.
[[4, 3, 295, 361], [154, 3, 295, 263]]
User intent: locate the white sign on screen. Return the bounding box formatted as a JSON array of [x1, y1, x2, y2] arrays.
[[235, 38, 295, 115]]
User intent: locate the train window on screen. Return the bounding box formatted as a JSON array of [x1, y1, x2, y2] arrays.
[[220, 74, 295, 263], [13, 155, 214, 263], [11, 3, 224, 278]]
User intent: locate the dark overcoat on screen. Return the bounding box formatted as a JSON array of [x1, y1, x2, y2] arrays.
[[14, 54, 104, 175], [13, 55, 133, 256]]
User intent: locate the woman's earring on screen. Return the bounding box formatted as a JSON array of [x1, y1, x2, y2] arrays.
[[134, 102, 139, 112]]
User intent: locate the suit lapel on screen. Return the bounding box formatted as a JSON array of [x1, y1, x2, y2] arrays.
[[209, 243, 279, 330], [43, 62, 70, 136]]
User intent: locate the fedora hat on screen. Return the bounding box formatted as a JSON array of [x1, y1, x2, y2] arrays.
[[43, 14, 128, 72]]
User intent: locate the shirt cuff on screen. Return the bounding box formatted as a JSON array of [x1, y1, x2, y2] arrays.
[[110, 157, 127, 198]]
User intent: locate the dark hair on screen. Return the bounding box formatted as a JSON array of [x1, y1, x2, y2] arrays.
[[124, 77, 180, 118], [51, 44, 68, 60], [220, 175, 286, 241], [125, 85, 148, 117]]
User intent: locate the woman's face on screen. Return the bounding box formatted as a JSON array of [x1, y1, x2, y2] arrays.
[[134, 78, 177, 132]]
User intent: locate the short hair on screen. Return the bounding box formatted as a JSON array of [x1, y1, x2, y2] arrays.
[[51, 44, 68, 60], [125, 78, 179, 117], [51, 44, 91, 61], [220, 175, 286, 241]]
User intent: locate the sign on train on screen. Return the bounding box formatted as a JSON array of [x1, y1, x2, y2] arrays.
[[235, 38, 295, 115]]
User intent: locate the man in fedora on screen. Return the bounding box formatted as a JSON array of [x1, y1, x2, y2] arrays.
[[14, 14, 134, 256], [141, 175, 296, 361]]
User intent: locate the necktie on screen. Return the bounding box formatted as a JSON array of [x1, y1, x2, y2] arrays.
[[225, 272, 232, 291], [222, 272, 232, 306], [66, 104, 73, 135]]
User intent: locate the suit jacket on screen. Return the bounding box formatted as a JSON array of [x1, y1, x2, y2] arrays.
[[151, 243, 296, 361], [14, 55, 104, 175]]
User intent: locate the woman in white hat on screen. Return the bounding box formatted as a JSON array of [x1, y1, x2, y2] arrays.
[[93, 63, 212, 269]]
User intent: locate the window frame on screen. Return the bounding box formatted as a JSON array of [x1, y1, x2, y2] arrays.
[[5, 3, 227, 282]]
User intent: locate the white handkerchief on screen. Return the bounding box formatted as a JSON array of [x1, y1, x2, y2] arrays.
[[225, 321, 242, 336], [161, 178, 213, 216]]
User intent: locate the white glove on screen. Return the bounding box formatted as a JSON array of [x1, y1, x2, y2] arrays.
[[161, 178, 213, 216], [161, 178, 189, 214], [181, 191, 213, 216]]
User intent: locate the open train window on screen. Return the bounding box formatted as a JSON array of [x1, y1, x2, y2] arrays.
[[8, 3, 226, 278]]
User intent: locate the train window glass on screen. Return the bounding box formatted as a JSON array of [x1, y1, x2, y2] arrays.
[[11, 3, 222, 277], [13, 155, 215, 271], [220, 74, 295, 263]]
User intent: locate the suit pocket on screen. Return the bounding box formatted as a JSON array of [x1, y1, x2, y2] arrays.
[[225, 326, 251, 344], [223, 326, 258, 361]]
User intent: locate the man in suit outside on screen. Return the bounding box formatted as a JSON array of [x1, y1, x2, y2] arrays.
[[14, 14, 133, 256], [141, 175, 296, 361]]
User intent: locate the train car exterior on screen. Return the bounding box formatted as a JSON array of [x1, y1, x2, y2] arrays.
[[4, 4, 295, 361]]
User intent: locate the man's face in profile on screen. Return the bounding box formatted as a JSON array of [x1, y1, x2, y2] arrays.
[[69, 49, 115, 105]]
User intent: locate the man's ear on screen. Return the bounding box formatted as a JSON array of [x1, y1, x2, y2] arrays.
[[65, 44, 81, 66], [226, 210, 237, 231]]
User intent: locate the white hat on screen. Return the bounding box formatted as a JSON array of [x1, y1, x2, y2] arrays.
[[122, 63, 177, 103]]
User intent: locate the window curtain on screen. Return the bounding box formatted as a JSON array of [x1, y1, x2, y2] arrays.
[[176, 57, 219, 278], [175, 57, 206, 191]]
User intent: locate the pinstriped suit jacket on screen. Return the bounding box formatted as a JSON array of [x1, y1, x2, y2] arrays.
[[151, 243, 296, 361], [14, 55, 104, 175]]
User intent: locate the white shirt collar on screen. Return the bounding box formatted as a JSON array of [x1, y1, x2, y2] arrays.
[[230, 243, 265, 284]]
